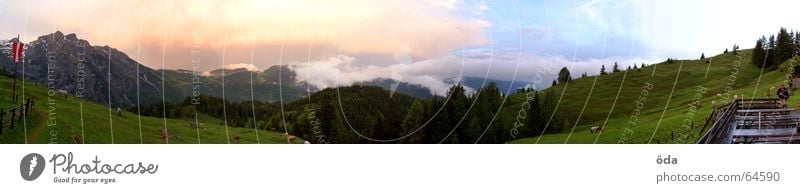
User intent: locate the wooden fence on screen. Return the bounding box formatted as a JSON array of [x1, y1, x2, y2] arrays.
[[0, 98, 35, 135]]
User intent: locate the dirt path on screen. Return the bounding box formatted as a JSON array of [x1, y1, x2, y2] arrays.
[[25, 111, 47, 144]]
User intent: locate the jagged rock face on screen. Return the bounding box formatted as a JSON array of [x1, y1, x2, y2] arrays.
[[15, 31, 167, 108], [0, 31, 455, 108], [1, 32, 311, 107]]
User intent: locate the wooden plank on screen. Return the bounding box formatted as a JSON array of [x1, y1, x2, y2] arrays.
[[725, 123, 737, 144], [736, 109, 794, 114], [737, 104, 780, 108], [732, 128, 798, 137], [736, 126, 799, 130], [736, 125, 799, 129], [736, 98, 780, 102], [735, 114, 800, 120], [736, 120, 799, 124], [733, 136, 800, 143]]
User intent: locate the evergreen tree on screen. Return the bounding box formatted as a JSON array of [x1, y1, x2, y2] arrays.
[[557, 67, 571, 84], [364, 114, 383, 144], [633, 64, 638, 70], [752, 36, 766, 68], [540, 91, 564, 134], [724, 48, 728, 54], [700, 53, 705, 60], [767, 35, 776, 67], [526, 91, 542, 137], [318, 101, 336, 138], [612, 62, 620, 72], [484, 82, 503, 142], [795, 32, 800, 53], [380, 97, 403, 140], [600, 64, 607, 75], [401, 100, 426, 143], [775, 28, 794, 67], [423, 97, 448, 143], [463, 82, 502, 143], [441, 84, 468, 143]]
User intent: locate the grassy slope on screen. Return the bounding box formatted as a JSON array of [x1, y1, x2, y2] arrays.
[[0, 75, 303, 144], [508, 50, 799, 144]]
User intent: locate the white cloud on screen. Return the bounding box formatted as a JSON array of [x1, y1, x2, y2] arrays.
[[289, 51, 659, 96], [0, 0, 490, 70], [223, 63, 260, 71]]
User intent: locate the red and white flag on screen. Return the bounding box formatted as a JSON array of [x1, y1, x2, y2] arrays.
[[11, 39, 24, 64]]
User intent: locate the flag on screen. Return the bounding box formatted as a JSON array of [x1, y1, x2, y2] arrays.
[[11, 40, 23, 64]]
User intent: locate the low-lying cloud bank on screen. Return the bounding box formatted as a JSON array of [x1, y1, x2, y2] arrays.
[[290, 52, 658, 96]]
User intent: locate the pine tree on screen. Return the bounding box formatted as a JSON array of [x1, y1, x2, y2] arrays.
[[442, 84, 468, 143], [557, 67, 571, 84], [612, 62, 620, 72], [319, 101, 336, 138], [465, 82, 502, 143], [633, 64, 638, 70], [539, 91, 564, 134], [752, 36, 766, 68], [422, 98, 447, 143], [775, 28, 794, 67], [767, 35, 776, 67], [724, 48, 728, 54], [381, 97, 403, 140], [600, 64, 607, 75], [700, 53, 705, 60], [526, 91, 542, 137], [366, 114, 384, 144], [795, 32, 800, 53], [402, 100, 426, 143]]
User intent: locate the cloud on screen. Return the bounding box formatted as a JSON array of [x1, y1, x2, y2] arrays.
[[290, 51, 659, 96], [289, 54, 459, 96], [223, 63, 260, 71], [0, 0, 489, 71]]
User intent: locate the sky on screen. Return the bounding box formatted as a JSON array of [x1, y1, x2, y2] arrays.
[[1, 0, 799, 94]]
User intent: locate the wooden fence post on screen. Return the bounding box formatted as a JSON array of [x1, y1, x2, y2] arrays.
[[18, 104, 24, 121], [9, 108, 15, 129], [0, 109, 4, 135]]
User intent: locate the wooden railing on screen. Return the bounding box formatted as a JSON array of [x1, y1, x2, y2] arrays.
[[697, 99, 783, 144]]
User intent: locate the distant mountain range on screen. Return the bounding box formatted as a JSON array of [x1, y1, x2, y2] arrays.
[[0, 31, 534, 108], [445, 76, 533, 94], [0, 31, 312, 108]]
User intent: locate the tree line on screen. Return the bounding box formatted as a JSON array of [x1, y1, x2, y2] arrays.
[[751, 28, 800, 69], [134, 82, 571, 144]]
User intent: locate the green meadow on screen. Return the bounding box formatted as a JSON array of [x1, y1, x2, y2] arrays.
[[0, 75, 303, 144], [2, 49, 796, 144], [508, 50, 799, 144]]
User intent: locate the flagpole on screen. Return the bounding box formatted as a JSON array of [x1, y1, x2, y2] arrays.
[[11, 34, 19, 104]]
